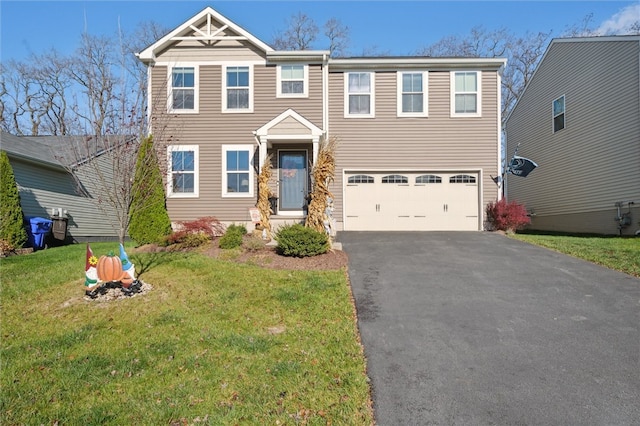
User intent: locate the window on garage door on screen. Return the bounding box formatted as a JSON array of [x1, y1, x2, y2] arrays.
[[382, 174, 408, 184], [449, 174, 476, 183], [348, 175, 374, 184], [416, 174, 442, 184]]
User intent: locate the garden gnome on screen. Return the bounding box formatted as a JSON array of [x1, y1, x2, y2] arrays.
[[85, 244, 99, 290], [119, 243, 136, 285]]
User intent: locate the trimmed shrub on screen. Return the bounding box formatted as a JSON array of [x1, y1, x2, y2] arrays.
[[219, 224, 246, 249], [486, 199, 531, 232], [129, 135, 172, 245], [275, 224, 329, 257], [0, 151, 27, 248]]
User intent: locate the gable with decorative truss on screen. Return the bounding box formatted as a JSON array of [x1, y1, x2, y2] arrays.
[[137, 7, 272, 62]]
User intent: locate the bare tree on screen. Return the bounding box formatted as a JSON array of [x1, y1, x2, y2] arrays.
[[272, 13, 350, 56], [273, 12, 318, 50], [324, 18, 350, 57]]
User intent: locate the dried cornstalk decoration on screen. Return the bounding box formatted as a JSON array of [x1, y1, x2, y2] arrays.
[[305, 135, 337, 234], [257, 153, 274, 239]]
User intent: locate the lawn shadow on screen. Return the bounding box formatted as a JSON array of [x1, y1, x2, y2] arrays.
[[130, 251, 185, 278]]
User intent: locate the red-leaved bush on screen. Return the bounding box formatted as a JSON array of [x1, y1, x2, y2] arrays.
[[160, 217, 226, 247], [485, 199, 530, 232], [179, 216, 226, 238]]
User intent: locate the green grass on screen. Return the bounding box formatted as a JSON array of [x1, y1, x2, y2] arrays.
[[510, 232, 640, 278], [1, 243, 373, 425]]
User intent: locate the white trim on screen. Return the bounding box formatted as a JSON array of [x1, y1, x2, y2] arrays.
[[397, 71, 428, 117], [254, 108, 323, 138], [167, 64, 199, 114], [222, 144, 254, 198], [276, 64, 309, 98], [222, 65, 254, 113], [344, 71, 375, 118], [450, 70, 482, 117], [154, 60, 265, 67], [167, 145, 199, 198]]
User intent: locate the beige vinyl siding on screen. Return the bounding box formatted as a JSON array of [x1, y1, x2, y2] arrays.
[[528, 207, 640, 235], [506, 40, 640, 233], [329, 69, 501, 228], [151, 63, 323, 223], [11, 159, 117, 240]]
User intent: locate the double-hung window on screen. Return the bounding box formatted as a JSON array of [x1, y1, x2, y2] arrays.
[[222, 145, 254, 197], [345, 72, 374, 118], [398, 71, 428, 117], [277, 64, 308, 97], [167, 145, 199, 197], [224, 66, 252, 112], [169, 66, 198, 112], [553, 95, 565, 132], [451, 71, 481, 117]]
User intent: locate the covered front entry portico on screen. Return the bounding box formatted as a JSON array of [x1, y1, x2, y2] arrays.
[[254, 109, 324, 216]]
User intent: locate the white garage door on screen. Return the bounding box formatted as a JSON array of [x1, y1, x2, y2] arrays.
[[344, 172, 480, 231]]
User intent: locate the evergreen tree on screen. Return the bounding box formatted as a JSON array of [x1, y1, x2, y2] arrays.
[[128, 135, 172, 245], [0, 151, 28, 248]]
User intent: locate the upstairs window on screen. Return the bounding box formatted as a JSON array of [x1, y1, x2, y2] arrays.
[[277, 65, 308, 97], [553, 95, 565, 132], [345, 72, 374, 118], [167, 145, 199, 197], [398, 72, 428, 117], [170, 66, 198, 112], [451, 71, 481, 116], [224, 66, 252, 112]]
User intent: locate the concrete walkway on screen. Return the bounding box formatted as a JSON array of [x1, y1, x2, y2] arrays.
[[340, 231, 640, 425]]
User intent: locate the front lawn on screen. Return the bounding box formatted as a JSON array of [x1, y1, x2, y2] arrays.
[[510, 232, 640, 278], [1, 243, 373, 425]]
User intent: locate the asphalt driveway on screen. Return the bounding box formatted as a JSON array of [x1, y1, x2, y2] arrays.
[[339, 231, 640, 425]]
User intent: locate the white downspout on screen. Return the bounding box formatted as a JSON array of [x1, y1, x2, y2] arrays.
[[322, 53, 329, 141]]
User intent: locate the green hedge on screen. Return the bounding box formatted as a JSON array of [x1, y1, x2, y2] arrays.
[[275, 224, 329, 257]]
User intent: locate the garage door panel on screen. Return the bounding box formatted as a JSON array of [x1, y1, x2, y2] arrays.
[[345, 171, 480, 231]]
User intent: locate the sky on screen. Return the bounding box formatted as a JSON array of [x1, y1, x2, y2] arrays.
[[1, 1, 638, 61]]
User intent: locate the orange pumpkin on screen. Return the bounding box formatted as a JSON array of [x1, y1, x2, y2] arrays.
[[96, 252, 123, 282], [120, 271, 134, 288]]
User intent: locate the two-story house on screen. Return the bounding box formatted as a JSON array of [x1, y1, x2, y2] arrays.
[[505, 36, 640, 236], [137, 7, 505, 232]]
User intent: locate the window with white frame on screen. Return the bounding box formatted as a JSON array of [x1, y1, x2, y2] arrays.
[[345, 72, 374, 117], [451, 71, 481, 116], [169, 66, 198, 112], [398, 71, 427, 116], [277, 64, 308, 97], [167, 145, 199, 197], [222, 145, 254, 197], [224, 66, 252, 112], [553, 95, 565, 132]]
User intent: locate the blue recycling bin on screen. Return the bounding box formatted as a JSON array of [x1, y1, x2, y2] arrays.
[[24, 217, 53, 250]]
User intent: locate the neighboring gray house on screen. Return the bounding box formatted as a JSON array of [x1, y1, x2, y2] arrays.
[[138, 7, 505, 232], [1, 131, 120, 242], [505, 36, 640, 236]]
